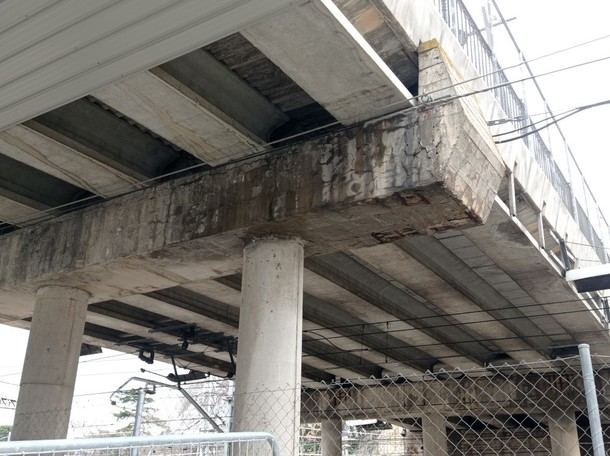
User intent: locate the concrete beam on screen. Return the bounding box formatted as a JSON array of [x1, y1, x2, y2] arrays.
[[120, 293, 238, 336], [243, 0, 413, 124], [301, 268, 477, 370], [180, 280, 409, 376], [9, 316, 231, 378], [0, 153, 90, 225], [0, 196, 41, 227], [352, 242, 543, 362], [0, 125, 139, 197], [301, 369, 601, 422], [396, 235, 554, 355], [94, 51, 287, 166], [462, 202, 610, 346], [29, 99, 184, 180], [306, 252, 493, 365], [82, 321, 232, 378], [147, 285, 371, 381], [0, 103, 502, 299], [334, 0, 419, 89], [86, 300, 234, 364], [219, 274, 436, 373], [0, 0, 293, 130]]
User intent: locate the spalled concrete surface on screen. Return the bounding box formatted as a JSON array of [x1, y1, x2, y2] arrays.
[[381, 0, 605, 267], [1, 0, 608, 400], [0, 85, 503, 299]]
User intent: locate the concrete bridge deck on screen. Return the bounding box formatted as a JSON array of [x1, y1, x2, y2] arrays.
[[0, 0, 609, 448]]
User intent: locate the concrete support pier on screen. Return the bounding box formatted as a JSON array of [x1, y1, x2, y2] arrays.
[[549, 410, 581, 456], [321, 417, 343, 456], [12, 285, 89, 440], [422, 411, 448, 456], [233, 239, 304, 456]]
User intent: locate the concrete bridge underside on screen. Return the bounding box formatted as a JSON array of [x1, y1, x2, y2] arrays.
[[0, 0, 608, 451]]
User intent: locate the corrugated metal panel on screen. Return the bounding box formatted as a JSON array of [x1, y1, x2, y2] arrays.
[[0, 0, 293, 131]]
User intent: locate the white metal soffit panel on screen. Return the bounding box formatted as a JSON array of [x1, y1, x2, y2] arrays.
[[0, 0, 294, 131]]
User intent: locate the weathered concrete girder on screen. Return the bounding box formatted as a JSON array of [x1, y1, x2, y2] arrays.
[[0, 153, 90, 225], [143, 285, 377, 381], [350, 242, 543, 362], [0, 78, 503, 302], [306, 252, 494, 366], [0, 125, 139, 198], [301, 369, 609, 422], [30, 100, 183, 181], [218, 274, 436, 373], [94, 50, 288, 166]]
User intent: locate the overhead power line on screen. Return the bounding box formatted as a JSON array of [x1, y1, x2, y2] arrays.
[[300, 294, 608, 336], [494, 99, 610, 144]]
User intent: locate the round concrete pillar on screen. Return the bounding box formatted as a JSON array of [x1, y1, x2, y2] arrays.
[[549, 410, 581, 456], [233, 239, 304, 456], [422, 411, 448, 456], [12, 285, 89, 441], [321, 417, 343, 456]]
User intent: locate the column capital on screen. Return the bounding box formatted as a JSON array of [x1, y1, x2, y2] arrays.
[[242, 234, 304, 249], [36, 284, 91, 300]]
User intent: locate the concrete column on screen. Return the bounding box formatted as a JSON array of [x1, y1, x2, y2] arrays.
[[321, 417, 342, 456], [233, 239, 304, 456], [549, 410, 581, 456], [12, 285, 89, 440], [422, 411, 448, 456]]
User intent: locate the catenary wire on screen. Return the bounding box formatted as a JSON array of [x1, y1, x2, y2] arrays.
[[299, 294, 609, 335], [494, 99, 610, 144]]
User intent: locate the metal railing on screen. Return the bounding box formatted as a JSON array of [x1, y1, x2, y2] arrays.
[[434, 0, 608, 262], [0, 432, 280, 456]]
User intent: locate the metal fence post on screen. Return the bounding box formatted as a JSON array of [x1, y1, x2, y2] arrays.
[[578, 343, 606, 456], [132, 388, 146, 456]]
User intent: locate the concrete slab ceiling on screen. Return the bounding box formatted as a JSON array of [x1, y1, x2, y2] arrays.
[[0, 125, 139, 197], [0, 0, 294, 130], [242, 0, 413, 124], [93, 50, 288, 166]]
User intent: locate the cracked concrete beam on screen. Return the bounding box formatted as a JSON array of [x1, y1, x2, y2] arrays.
[[0, 67, 503, 301]]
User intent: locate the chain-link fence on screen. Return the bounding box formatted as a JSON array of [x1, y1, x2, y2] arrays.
[[7, 346, 610, 456]]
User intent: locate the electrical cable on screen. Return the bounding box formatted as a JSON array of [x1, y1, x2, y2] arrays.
[[492, 100, 610, 137], [301, 326, 610, 360], [494, 99, 610, 144], [300, 295, 609, 335]]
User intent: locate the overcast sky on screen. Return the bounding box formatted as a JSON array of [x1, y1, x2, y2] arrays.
[[1, 0, 610, 430]]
